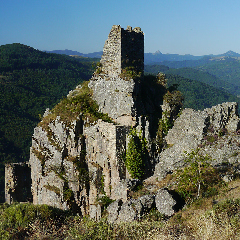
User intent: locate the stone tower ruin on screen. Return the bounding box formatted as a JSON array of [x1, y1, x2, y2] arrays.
[[89, 25, 145, 126], [100, 25, 144, 77]]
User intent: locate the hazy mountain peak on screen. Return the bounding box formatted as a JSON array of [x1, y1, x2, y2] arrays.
[[224, 50, 239, 56], [154, 50, 162, 55]]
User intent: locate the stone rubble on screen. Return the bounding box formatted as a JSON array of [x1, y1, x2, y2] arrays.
[[106, 190, 176, 223]]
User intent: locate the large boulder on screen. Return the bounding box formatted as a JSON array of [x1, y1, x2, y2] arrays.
[[117, 200, 138, 222], [155, 189, 176, 217], [106, 192, 174, 223], [107, 199, 123, 223], [133, 194, 155, 218]]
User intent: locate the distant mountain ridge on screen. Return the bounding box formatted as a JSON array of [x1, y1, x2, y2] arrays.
[[45, 49, 240, 64], [45, 49, 103, 58]]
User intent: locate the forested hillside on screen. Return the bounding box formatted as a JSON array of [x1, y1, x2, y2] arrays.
[[195, 57, 240, 89], [166, 68, 240, 97], [166, 74, 240, 110], [145, 56, 240, 98], [0, 43, 96, 201]]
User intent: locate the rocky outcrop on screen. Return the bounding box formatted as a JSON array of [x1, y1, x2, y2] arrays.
[[30, 118, 88, 212], [29, 115, 132, 215], [204, 102, 240, 133], [28, 25, 154, 217], [88, 76, 137, 126], [106, 189, 176, 223], [154, 102, 240, 180], [155, 189, 176, 217]]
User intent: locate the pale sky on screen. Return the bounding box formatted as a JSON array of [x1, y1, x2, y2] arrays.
[[1, 0, 240, 56]]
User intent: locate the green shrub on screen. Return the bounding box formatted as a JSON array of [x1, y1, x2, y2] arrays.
[[125, 128, 147, 180], [0, 203, 71, 238], [213, 199, 240, 216], [174, 149, 222, 203], [209, 198, 240, 232], [163, 90, 184, 107], [68, 216, 163, 240], [142, 208, 165, 222], [44, 184, 61, 196], [97, 195, 115, 211], [68, 217, 113, 239], [120, 66, 142, 80], [156, 116, 173, 151]]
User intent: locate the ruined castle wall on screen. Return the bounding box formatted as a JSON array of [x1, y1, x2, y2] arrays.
[[121, 26, 144, 75], [100, 25, 144, 77], [100, 25, 122, 77], [90, 25, 144, 125], [5, 162, 32, 204]]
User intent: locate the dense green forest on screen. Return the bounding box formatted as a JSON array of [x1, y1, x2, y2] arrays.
[[145, 57, 240, 97], [166, 57, 240, 97], [145, 66, 240, 110], [146, 56, 212, 69], [166, 74, 240, 110], [195, 57, 240, 88], [0, 43, 97, 201], [165, 68, 240, 97]]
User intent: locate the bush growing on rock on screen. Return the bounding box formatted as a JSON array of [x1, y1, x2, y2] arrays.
[[125, 128, 148, 180], [39, 81, 113, 129], [174, 149, 222, 203]]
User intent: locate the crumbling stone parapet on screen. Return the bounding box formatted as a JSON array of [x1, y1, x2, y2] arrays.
[[5, 162, 32, 204], [99, 25, 144, 78]]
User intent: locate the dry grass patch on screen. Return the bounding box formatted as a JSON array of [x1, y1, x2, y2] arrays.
[[39, 81, 113, 130]]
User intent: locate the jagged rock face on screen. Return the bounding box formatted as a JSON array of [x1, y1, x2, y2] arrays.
[[154, 102, 240, 180], [30, 118, 88, 212], [154, 108, 209, 179], [204, 102, 240, 133], [165, 108, 209, 146], [200, 134, 240, 166], [88, 76, 137, 125], [27, 25, 162, 217], [29, 116, 130, 215]]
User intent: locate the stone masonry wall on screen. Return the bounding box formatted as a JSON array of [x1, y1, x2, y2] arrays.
[[5, 162, 32, 204], [89, 26, 144, 125], [121, 26, 144, 75], [100, 25, 122, 77], [100, 25, 144, 77]]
